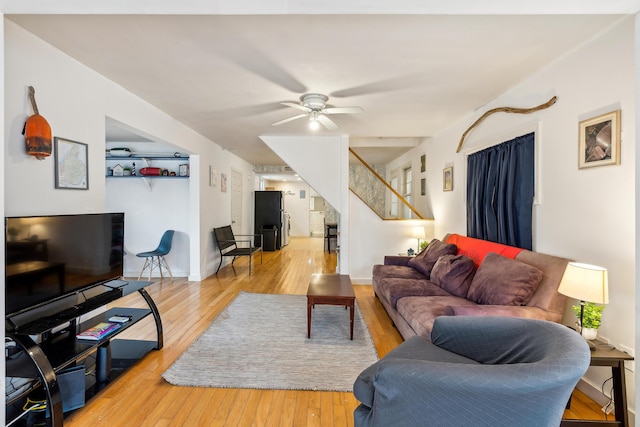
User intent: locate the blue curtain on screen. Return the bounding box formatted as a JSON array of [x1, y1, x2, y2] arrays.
[[466, 133, 534, 250]]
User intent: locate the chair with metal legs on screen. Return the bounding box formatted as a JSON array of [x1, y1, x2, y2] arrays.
[[137, 230, 175, 280]]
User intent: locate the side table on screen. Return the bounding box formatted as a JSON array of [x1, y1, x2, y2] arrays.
[[561, 340, 633, 427]]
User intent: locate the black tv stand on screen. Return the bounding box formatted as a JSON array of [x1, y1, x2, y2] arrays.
[[5, 280, 162, 427]]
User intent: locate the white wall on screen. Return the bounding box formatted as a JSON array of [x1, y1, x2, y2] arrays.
[[3, 20, 255, 282], [422, 17, 635, 413]]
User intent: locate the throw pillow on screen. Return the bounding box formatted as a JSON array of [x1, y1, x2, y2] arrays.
[[408, 238, 458, 279], [430, 254, 477, 298], [466, 252, 543, 306]]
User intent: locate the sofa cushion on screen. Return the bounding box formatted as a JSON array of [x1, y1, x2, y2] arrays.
[[396, 296, 476, 340], [407, 239, 457, 279], [430, 254, 476, 298], [372, 264, 427, 281], [467, 252, 543, 306], [378, 277, 452, 309]]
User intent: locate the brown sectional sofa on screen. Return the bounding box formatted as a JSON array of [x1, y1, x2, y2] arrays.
[[372, 233, 570, 340]]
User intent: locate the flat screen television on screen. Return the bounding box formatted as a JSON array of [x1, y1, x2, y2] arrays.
[[5, 213, 125, 318]]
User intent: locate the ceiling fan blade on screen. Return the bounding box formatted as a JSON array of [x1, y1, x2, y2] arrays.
[[323, 106, 364, 115], [281, 102, 312, 113], [272, 114, 308, 126], [317, 114, 339, 130]]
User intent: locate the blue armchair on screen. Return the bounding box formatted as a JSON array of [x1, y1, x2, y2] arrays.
[[353, 316, 590, 427]]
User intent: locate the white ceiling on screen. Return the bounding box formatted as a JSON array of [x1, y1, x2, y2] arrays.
[[6, 11, 632, 167]]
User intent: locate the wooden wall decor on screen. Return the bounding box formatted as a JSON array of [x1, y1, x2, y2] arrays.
[[456, 96, 557, 153]]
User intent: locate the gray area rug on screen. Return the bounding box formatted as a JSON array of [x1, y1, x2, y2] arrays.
[[162, 291, 379, 391]]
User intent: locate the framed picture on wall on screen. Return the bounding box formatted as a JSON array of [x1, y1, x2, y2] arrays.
[[578, 110, 621, 169], [221, 172, 227, 193], [420, 178, 426, 196], [443, 166, 453, 192], [54, 137, 88, 190], [420, 154, 426, 173]]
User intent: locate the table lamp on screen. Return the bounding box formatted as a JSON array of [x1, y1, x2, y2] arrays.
[[412, 226, 426, 252], [557, 262, 608, 350]]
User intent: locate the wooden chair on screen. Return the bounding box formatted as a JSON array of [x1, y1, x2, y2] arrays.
[[212, 225, 263, 275]]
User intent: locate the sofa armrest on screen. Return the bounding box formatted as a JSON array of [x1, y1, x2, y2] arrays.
[[383, 255, 411, 266], [354, 355, 580, 427]]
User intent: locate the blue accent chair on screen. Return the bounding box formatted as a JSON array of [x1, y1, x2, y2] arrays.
[[353, 316, 590, 427], [137, 230, 175, 280]]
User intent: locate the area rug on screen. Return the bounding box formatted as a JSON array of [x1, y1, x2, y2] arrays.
[[162, 291, 379, 391]]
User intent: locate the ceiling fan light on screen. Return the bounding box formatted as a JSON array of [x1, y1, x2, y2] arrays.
[[309, 111, 320, 130]]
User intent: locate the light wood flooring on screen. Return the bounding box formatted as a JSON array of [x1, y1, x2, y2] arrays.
[[65, 237, 606, 426]]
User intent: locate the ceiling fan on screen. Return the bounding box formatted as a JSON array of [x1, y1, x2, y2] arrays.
[[272, 93, 363, 130]]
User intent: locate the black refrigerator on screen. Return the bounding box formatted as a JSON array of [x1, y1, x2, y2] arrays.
[[254, 191, 284, 250]]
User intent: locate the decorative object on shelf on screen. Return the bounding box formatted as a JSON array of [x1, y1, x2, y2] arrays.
[[131, 162, 136, 176], [123, 166, 132, 176], [443, 166, 453, 191], [112, 164, 124, 176], [578, 109, 621, 169], [108, 147, 131, 157], [139, 167, 162, 176], [23, 86, 52, 160], [456, 95, 557, 153], [179, 164, 189, 176], [54, 137, 88, 190], [412, 226, 425, 253], [558, 262, 608, 350]]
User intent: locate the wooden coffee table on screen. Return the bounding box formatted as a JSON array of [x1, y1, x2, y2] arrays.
[[306, 273, 355, 340]]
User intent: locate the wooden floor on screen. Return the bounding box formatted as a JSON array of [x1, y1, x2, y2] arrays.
[[64, 237, 606, 426]]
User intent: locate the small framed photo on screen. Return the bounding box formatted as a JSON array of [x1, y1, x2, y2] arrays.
[[420, 154, 426, 173], [209, 166, 217, 187], [221, 172, 227, 193], [420, 178, 426, 196], [179, 164, 189, 177], [443, 166, 453, 192], [54, 137, 88, 190], [578, 110, 621, 169]]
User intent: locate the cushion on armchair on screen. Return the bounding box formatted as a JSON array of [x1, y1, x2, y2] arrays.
[[466, 252, 543, 306], [407, 239, 457, 279]]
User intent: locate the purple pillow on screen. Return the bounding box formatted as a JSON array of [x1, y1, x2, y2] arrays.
[[408, 238, 458, 279], [430, 254, 476, 298], [467, 252, 543, 306]]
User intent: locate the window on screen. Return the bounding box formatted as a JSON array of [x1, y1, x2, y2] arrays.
[[403, 167, 412, 219]]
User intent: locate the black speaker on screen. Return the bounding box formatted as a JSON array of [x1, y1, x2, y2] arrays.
[[96, 343, 111, 383]]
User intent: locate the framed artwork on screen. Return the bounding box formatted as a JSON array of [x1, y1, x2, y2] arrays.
[[221, 172, 227, 193], [420, 154, 426, 173], [209, 165, 217, 187], [300, 189, 306, 199], [420, 178, 426, 196], [443, 166, 453, 192], [578, 110, 621, 169], [54, 137, 88, 190]]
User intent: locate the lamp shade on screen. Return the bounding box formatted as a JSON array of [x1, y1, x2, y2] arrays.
[[558, 262, 609, 304], [412, 227, 426, 240]]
